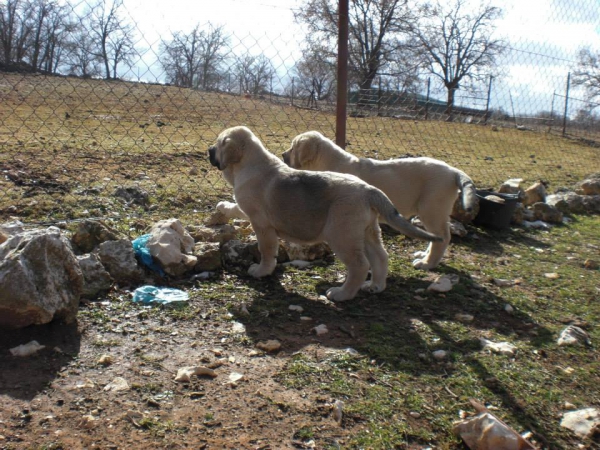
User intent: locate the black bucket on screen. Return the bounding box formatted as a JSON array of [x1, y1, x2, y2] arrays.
[[473, 190, 520, 229]]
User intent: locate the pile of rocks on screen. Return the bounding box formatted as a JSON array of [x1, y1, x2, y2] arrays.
[[493, 172, 599, 226], [0, 216, 332, 329]]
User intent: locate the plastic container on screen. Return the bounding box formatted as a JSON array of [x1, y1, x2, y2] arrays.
[[473, 190, 520, 229]]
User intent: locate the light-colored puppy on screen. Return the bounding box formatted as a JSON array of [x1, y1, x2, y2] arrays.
[[208, 126, 442, 301], [281, 131, 477, 270]]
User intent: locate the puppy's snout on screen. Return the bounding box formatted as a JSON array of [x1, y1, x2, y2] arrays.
[[208, 146, 219, 169], [282, 149, 291, 166]]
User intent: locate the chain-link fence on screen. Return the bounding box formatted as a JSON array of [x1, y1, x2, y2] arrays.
[[1, 0, 599, 226]]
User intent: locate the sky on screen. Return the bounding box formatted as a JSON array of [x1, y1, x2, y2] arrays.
[[120, 0, 600, 116]]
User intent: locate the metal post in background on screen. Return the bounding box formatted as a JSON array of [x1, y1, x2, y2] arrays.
[[485, 75, 493, 124], [336, 0, 349, 149], [562, 72, 571, 137], [425, 77, 431, 120]]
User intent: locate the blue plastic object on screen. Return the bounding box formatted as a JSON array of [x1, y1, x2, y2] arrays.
[[132, 234, 165, 276], [132, 285, 189, 306]]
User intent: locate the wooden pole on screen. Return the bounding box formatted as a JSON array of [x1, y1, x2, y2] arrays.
[[336, 0, 349, 148]]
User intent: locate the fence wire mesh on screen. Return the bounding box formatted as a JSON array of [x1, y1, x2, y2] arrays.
[[1, 0, 599, 226]]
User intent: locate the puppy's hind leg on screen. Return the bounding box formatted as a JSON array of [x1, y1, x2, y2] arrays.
[[412, 218, 450, 270], [361, 225, 388, 294], [325, 241, 370, 302], [248, 227, 278, 278]]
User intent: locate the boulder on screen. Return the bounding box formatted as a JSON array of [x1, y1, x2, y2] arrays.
[[522, 181, 546, 207], [498, 178, 523, 195], [146, 219, 197, 277], [194, 242, 222, 272], [0, 221, 25, 244], [532, 202, 563, 223], [77, 253, 112, 299], [281, 241, 332, 262], [187, 224, 237, 245], [113, 185, 150, 208], [560, 408, 600, 438], [545, 192, 600, 215], [71, 220, 120, 253], [97, 239, 143, 284], [0, 227, 83, 328], [451, 195, 480, 224], [575, 173, 600, 195]]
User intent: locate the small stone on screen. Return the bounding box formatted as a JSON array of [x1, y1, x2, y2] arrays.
[[97, 354, 113, 366], [504, 304, 514, 314], [480, 339, 517, 356], [228, 372, 244, 385], [557, 326, 591, 346], [103, 377, 130, 392], [455, 313, 474, 322], [289, 305, 304, 313], [9, 341, 45, 357], [432, 350, 447, 360], [409, 411, 421, 418], [256, 340, 281, 353], [332, 400, 344, 425], [79, 414, 96, 429], [584, 259, 598, 270], [427, 276, 453, 293], [313, 324, 329, 335], [560, 408, 600, 438], [544, 272, 560, 279], [174, 366, 217, 383], [231, 322, 246, 334]]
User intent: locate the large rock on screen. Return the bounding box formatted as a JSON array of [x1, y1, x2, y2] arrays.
[[532, 202, 563, 223], [522, 181, 546, 207], [77, 253, 112, 299], [146, 219, 197, 277], [546, 191, 600, 214], [451, 195, 480, 224], [281, 241, 332, 261], [575, 173, 600, 195], [194, 242, 222, 272], [0, 227, 84, 328], [560, 408, 600, 438], [97, 239, 143, 284], [187, 224, 237, 245], [71, 220, 120, 253]]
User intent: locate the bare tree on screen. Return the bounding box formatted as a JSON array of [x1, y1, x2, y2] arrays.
[[295, 0, 414, 102], [64, 25, 102, 78], [160, 23, 228, 90], [409, 0, 504, 115], [0, 0, 33, 67], [85, 0, 135, 79], [292, 44, 336, 107], [573, 47, 600, 103], [234, 53, 274, 95]]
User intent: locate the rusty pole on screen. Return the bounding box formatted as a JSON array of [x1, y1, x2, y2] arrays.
[[336, 0, 349, 149]]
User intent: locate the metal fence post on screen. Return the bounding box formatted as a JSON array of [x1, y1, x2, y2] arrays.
[[485, 75, 493, 124], [336, 0, 349, 149], [562, 72, 571, 137]]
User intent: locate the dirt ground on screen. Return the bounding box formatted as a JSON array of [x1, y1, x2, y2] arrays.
[[0, 262, 437, 450]]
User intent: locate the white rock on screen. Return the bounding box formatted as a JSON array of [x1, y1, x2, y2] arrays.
[[286, 260, 312, 269], [427, 275, 455, 293], [480, 338, 517, 356], [455, 313, 474, 323], [522, 220, 551, 229], [557, 326, 591, 346], [332, 400, 344, 425], [560, 408, 600, 438], [432, 350, 448, 360], [103, 377, 130, 392], [256, 340, 281, 353], [231, 322, 246, 334], [228, 372, 244, 384], [289, 305, 304, 313], [174, 366, 217, 382], [9, 340, 45, 357], [313, 324, 329, 335], [504, 304, 514, 314]]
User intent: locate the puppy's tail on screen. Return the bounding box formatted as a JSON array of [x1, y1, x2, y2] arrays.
[[455, 170, 477, 212], [367, 189, 443, 242]]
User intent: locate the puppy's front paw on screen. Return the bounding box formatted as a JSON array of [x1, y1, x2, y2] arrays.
[[217, 201, 237, 214], [412, 258, 434, 270], [248, 263, 273, 278], [361, 280, 385, 293], [326, 287, 353, 302]]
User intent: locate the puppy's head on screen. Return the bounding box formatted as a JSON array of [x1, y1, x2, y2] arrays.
[[282, 131, 324, 169], [208, 126, 255, 171]]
